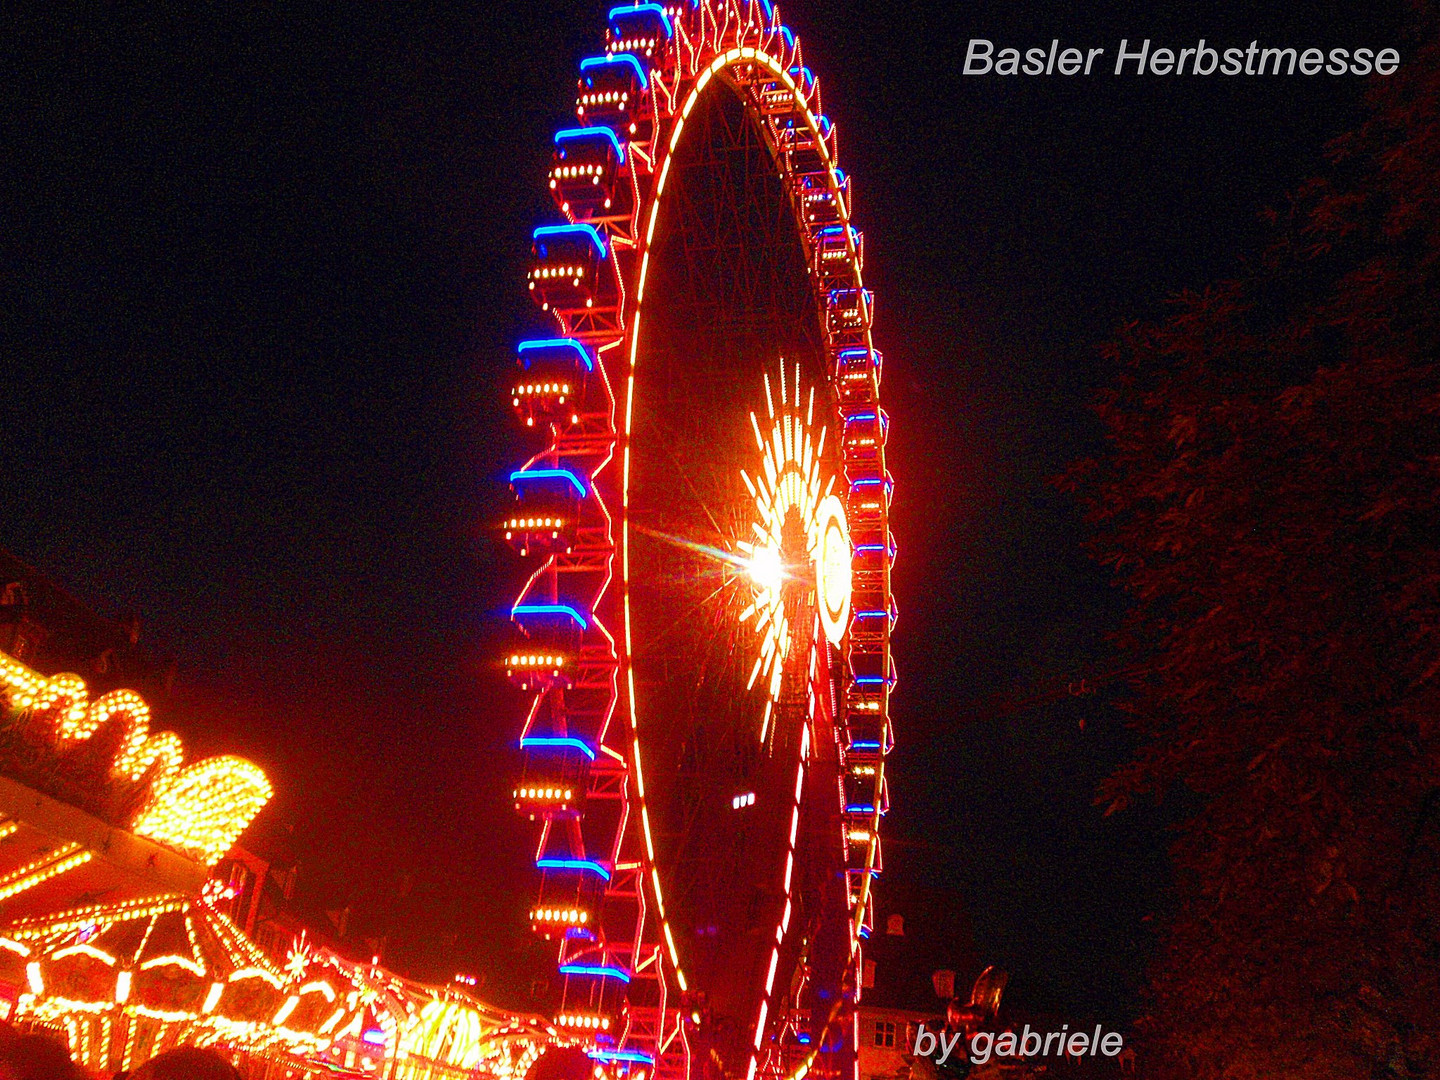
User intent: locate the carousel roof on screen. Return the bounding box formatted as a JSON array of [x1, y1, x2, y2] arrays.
[[0, 889, 330, 1059], [0, 648, 272, 923]]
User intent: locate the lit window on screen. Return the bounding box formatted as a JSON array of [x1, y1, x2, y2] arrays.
[[874, 1020, 896, 1048]]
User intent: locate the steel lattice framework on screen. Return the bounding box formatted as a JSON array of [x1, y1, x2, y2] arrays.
[[503, 6, 894, 1080]]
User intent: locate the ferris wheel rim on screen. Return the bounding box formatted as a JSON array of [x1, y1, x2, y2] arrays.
[[620, 37, 862, 979], [619, 49, 876, 1045]]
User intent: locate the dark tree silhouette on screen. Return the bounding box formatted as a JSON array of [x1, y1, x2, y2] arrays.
[[1065, 9, 1440, 1077]]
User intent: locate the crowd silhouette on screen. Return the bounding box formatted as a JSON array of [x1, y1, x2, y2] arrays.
[[0, 1024, 242, 1080]]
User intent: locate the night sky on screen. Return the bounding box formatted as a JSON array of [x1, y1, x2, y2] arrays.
[[1, 0, 1408, 1020]]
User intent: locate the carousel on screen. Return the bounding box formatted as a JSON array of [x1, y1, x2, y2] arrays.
[[0, 648, 555, 1078]]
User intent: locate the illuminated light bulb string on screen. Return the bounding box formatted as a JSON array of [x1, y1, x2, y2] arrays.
[[7, 890, 556, 1075], [0, 648, 272, 870], [505, 4, 895, 1080]]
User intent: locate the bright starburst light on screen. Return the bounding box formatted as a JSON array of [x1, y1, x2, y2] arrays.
[[737, 361, 851, 725]]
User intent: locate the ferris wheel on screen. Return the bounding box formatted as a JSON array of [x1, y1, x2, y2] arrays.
[[504, 5, 894, 1080]]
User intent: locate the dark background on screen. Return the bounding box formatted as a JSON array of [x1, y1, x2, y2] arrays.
[[0, 0, 1408, 1019]]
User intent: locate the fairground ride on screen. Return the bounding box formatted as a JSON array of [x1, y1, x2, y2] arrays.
[[503, 5, 894, 1080]]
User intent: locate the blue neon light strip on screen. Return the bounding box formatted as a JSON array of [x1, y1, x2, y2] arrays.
[[796, 1035, 812, 1045], [854, 544, 888, 553], [560, 962, 631, 982], [853, 676, 891, 686], [510, 468, 588, 497], [853, 611, 889, 619], [580, 53, 647, 86], [533, 223, 609, 260], [837, 348, 873, 361], [518, 338, 594, 372], [608, 2, 673, 38], [845, 804, 876, 814], [850, 740, 882, 749], [851, 478, 893, 492], [554, 125, 626, 162], [520, 736, 597, 760], [845, 412, 877, 423], [513, 604, 588, 629], [539, 859, 613, 881], [588, 1050, 656, 1065]]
